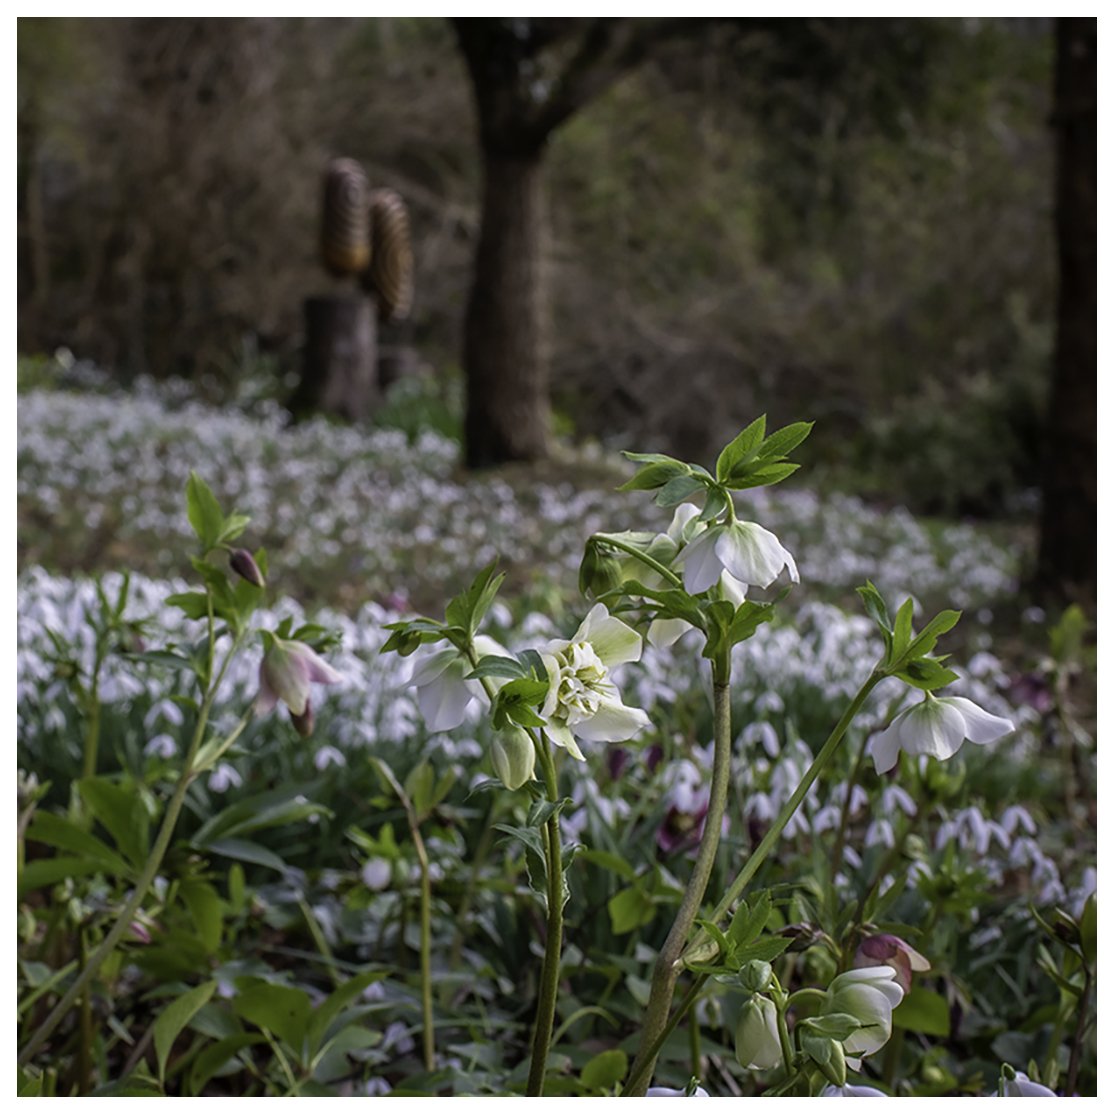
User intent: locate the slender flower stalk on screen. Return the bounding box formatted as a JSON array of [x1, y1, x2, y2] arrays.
[[19, 633, 250, 1068], [624, 667, 885, 1089], [625, 651, 733, 1096], [374, 759, 435, 1073], [526, 732, 565, 1097]]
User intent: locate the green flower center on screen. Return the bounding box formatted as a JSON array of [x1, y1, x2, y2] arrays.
[[553, 641, 610, 723]]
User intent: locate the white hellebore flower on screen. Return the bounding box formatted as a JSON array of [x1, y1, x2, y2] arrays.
[[869, 694, 1014, 774], [647, 504, 749, 649], [734, 995, 783, 1071], [539, 603, 651, 760], [408, 635, 504, 733], [999, 1070, 1057, 1097], [824, 967, 905, 1057], [677, 519, 798, 596]]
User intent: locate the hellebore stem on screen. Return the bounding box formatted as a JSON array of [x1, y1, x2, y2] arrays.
[[625, 651, 733, 1096], [526, 733, 565, 1096]]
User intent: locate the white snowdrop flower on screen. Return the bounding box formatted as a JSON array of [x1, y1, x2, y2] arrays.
[[755, 691, 785, 714], [143, 698, 185, 731], [869, 695, 1014, 774], [741, 721, 781, 759], [843, 846, 863, 869], [1069, 867, 1097, 918], [207, 763, 243, 793], [999, 1069, 1056, 1097], [361, 858, 392, 891], [865, 818, 895, 849], [144, 734, 178, 759], [382, 1021, 415, 1055], [999, 804, 1037, 836], [313, 745, 346, 771], [881, 784, 917, 818], [363, 1078, 391, 1096]]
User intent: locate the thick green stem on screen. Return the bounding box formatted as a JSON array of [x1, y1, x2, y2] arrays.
[[775, 1001, 795, 1080], [706, 670, 884, 930], [1066, 965, 1092, 1094], [526, 736, 564, 1096], [625, 660, 733, 1096], [19, 654, 248, 1068], [625, 669, 884, 1084], [624, 976, 708, 1094]]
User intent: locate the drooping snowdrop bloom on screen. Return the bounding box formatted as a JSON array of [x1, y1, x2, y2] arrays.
[[647, 1085, 710, 1097], [734, 995, 783, 1070], [677, 519, 798, 595], [821, 1084, 888, 1097], [255, 635, 344, 723], [538, 604, 650, 760], [998, 1069, 1057, 1097], [823, 967, 905, 1057], [869, 694, 1014, 774], [407, 635, 505, 733]]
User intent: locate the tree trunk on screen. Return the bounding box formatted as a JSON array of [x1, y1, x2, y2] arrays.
[[1036, 18, 1096, 602], [292, 294, 378, 423], [463, 148, 552, 467]]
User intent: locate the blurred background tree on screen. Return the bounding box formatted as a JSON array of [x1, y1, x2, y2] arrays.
[[18, 16, 1089, 565]]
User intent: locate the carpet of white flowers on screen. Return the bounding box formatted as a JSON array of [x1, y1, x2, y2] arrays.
[[17, 376, 1095, 1097]]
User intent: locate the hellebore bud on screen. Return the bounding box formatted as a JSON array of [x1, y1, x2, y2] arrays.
[[734, 995, 782, 1071], [290, 699, 315, 738], [229, 548, 265, 588], [739, 959, 774, 995], [853, 934, 930, 996], [491, 727, 536, 790]]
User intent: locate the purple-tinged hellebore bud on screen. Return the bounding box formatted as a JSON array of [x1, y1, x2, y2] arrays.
[[255, 635, 343, 720], [128, 921, 152, 944], [853, 933, 930, 996], [290, 699, 315, 738], [229, 548, 266, 588]]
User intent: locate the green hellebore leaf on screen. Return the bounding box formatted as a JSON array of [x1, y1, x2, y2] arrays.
[[185, 472, 225, 551], [716, 415, 767, 482]]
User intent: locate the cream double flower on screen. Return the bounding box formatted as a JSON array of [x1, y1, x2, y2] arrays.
[[538, 604, 651, 760]]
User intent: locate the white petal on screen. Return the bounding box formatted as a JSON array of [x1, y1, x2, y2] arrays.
[[408, 647, 457, 688], [648, 617, 692, 649], [581, 608, 643, 667], [417, 674, 475, 732], [718, 571, 749, 606], [868, 718, 904, 774], [666, 502, 702, 542], [943, 697, 1014, 745], [539, 653, 561, 719], [545, 721, 585, 761], [573, 701, 651, 743], [898, 700, 968, 761], [299, 646, 345, 686], [570, 602, 609, 645], [715, 522, 791, 589], [679, 529, 725, 594]]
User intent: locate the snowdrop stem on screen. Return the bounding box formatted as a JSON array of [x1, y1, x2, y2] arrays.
[[588, 533, 685, 590], [830, 731, 872, 877], [19, 629, 248, 1069], [626, 658, 734, 1096], [373, 759, 436, 1073], [706, 668, 885, 929], [527, 734, 564, 1096]]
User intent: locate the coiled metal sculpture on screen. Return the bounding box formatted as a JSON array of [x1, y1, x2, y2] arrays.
[[320, 158, 371, 277], [361, 188, 414, 323]]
